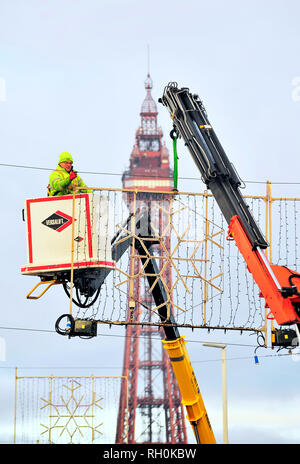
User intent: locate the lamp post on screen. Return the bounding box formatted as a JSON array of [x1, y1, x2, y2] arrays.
[[202, 342, 228, 444]]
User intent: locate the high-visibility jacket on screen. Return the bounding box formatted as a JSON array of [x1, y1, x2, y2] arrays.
[[48, 165, 91, 196]]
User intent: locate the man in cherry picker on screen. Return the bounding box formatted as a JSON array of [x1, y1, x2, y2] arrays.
[[48, 152, 91, 196]]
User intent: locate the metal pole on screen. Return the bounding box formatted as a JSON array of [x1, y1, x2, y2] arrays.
[[221, 346, 228, 444], [14, 367, 17, 444], [203, 342, 228, 444], [69, 189, 76, 316], [204, 191, 209, 325]]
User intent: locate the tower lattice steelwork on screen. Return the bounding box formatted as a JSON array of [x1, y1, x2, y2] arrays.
[[115, 74, 187, 444]]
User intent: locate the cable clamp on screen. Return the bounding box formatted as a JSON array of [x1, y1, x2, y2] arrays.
[[199, 125, 212, 130]]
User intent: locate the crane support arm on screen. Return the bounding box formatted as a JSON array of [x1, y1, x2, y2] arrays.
[[159, 82, 300, 327], [101, 208, 216, 442], [162, 336, 216, 444], [135, 236, 216, 443], [228, 215, 300, 325]]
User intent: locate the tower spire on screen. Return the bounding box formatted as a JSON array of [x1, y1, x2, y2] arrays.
[[147, 43, 150, 75]]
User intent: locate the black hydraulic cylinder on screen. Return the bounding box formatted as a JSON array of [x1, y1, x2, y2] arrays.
[[159, 83, 268, 250], [134, 239, 180, 341]]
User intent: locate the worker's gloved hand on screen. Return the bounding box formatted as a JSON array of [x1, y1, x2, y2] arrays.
[[69, 171, 77, 181]]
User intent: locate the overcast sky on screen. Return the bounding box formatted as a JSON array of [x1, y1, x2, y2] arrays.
[[0, 0, 300, 445]]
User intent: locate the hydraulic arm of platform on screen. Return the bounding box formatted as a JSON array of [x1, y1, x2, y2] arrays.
[[159, 83, 300, 329], [108, 208, 216, 444]]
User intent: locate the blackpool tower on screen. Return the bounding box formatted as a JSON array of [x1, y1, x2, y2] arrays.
[[115, 74, 187, 444]]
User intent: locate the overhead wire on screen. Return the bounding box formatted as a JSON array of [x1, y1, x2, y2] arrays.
[[1, 162, 300, 184], [0, 324, 259, 346], [0, 326, 298, 371], [0, 350, 298, 370], [0, 324, 297, 352], [0, 324, 258, 346]]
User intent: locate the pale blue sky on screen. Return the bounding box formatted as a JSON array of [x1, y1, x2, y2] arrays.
[[0, 0, 300, 444]]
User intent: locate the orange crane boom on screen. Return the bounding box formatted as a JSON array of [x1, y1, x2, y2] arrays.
[[159, 82, 300, 329]]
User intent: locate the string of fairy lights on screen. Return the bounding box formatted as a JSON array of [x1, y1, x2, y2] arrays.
[[0, 161, 299, 363]]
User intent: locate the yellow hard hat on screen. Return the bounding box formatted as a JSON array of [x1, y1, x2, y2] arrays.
[[58, 152, 73, 163]]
